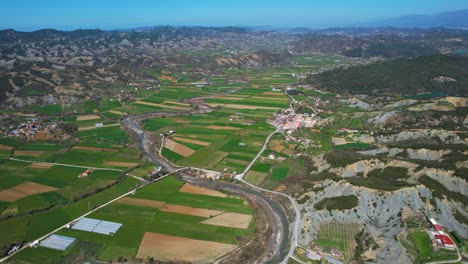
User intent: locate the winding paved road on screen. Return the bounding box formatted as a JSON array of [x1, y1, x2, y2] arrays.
[[235, 129, 301, 264]]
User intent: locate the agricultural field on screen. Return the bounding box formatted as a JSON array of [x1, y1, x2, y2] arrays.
[[0, 136, 141, 169], [0, 112, 145, 257], [313, 221, 363, 262], [11, 176, 256, 263], [245, 139, 306, 190], [0, 176, 141, 256], [0, 134, 143, 222], [0, 157, 126, 216], [204, 88, 290, 112], [144, 109, 277, 173], [113, 86, 209, 114]]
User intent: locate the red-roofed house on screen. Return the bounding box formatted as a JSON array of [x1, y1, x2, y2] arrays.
[[434, 234, 456, 250]]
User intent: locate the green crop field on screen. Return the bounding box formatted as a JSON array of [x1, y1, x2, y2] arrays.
[[270, 167, 289, 181], [203, 87, 290, 112], [410, 231, 459, 263], [11, 176, 256, 263], [314, 221, 362, 262], [0, 177, 140, 254], [0, 160, 124, 218], [145, 112, 276, 173], [411, 231, 432, 260], [77, 126, 129, 145]]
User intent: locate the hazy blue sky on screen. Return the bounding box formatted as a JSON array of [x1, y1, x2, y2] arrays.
[[2, 0, 468, 31]]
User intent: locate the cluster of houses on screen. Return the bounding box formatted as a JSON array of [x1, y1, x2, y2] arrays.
[[273, 110, 317, 131], [8, 118, 59, 141], [127, 78, 158, 90], [428, 218, 457, 251]]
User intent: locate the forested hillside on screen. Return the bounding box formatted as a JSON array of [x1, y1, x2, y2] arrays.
[[307, 55, 468, 96]]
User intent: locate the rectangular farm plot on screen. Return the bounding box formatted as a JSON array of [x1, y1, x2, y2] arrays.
[[164, 138, 195, 157], [40, 234, 76, 251], [103, 162, 139, 167], [117, 197, 165, 209], [29, 162, 54, 169], [206, 125, 240, 131], [76, 114, 101, 121], [0, 181, 58, 202], [160, 203, 224, 218], [173, 137, 211, 146], [13, 150, 46, 157], [72, 217, 122, 235], [179, 183, 227, 197], [245, 171, 268, 186], [136, 232, 236, 264], [71, 146, 120, 152], [0, 145, 14, 151], [135, 100, 190, 111], [201, 212, 253, 229]]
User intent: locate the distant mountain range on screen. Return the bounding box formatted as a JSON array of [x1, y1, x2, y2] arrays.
[[368, 9, 468, 29]]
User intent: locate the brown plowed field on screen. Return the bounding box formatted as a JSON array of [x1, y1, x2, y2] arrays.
[[29, 163, 54, 169], [173, 137, 211, 146], [103, 161, 139, 167], [78, 123, 120, 131], [206, 125, 240, 131], [160, 75, 176, 82], [179, 183, 227, 197], [262, 92, 284, 96], [108, 110, 124, 115], [164, 138, 195, 157], [136, 232, 236, 264], [201, 212, 252, 229], [135, 101, 188, 110], [164, 100, 190, 106], [13, 151, 46, 157], [272, 145, 285, 152], [117, 197, 165, 208], [76, 114, 101, 121], [160, 203, 223, 218], [0, 145, 13, 151], [223, 104, 278, 110], [72, 146, 119, 152], [0, 181, 58, 202], [0, 189, 26, 202], [251, 96, 289, 101], [13, 181, 57, 195]]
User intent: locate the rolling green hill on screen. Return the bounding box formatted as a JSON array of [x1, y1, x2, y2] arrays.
[[307, 55, 468, 96]]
